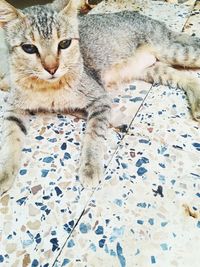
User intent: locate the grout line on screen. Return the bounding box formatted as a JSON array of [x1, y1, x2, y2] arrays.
[[51, 83, 154, 265], [54, 84, 154, 264], [123, 83, 154, 136], [51, 208, 86, 266]]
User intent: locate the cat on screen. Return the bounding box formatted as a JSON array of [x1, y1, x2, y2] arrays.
[[0, 0, 200, 195]]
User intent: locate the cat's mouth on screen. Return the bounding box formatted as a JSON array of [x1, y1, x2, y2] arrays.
[[49, 76, 57, 80], [45, 71, 67, 82], [47, 75, 60, 82]]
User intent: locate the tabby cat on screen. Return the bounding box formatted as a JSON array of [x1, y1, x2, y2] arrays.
[[0, 0, 200, 195]]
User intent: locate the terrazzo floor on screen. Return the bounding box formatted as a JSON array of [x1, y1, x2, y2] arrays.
[[0, 1, 200, 267]]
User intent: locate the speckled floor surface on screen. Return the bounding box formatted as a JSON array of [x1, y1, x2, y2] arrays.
[[0, 1, 200, 267]]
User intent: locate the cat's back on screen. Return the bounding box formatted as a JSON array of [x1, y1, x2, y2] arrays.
[[78, 11, 154, 34], [78, 11, 168, 74], [78, 11, 146, 53]]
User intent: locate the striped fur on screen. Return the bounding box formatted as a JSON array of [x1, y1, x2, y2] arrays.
[[5, 116, 27, 135], [151, 42, 200, 68], [137, 62, 200, 120], [0, 110, 27, 194]]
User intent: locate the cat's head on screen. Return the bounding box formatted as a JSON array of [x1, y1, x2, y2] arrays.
[[0, 0, 81, 89]]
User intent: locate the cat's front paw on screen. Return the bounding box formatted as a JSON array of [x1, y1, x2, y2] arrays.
[[79, 161, 103, 189]]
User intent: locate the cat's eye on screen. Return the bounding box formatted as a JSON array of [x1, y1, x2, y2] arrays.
[[58, 39, 72, 50], [21, 44, 38, 54]]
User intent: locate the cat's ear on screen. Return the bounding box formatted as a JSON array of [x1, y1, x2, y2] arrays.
[[0, 0, 25, 27], [53, 0, 81, 15]]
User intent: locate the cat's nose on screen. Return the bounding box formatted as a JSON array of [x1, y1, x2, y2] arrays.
[[45, 66, 58, 76]]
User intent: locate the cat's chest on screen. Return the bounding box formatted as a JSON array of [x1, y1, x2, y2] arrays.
[[12, 87, 87, 112]]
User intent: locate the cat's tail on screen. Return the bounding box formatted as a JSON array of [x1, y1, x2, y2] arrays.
[[138, 62, 200, 120], [151, 32, 200, 68]]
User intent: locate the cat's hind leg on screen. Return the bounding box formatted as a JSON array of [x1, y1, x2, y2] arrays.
[[151, 33, 200, 68], [137, 62, 200, 121], [102, 43, 200, 122]]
